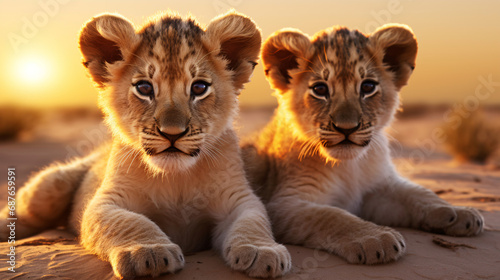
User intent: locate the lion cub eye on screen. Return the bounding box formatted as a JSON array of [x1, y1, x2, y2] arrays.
[[360, 80, 379, 98], [133, 81, 154, 97], [310, 83, 329, 100], [191, 81, 211, 99]]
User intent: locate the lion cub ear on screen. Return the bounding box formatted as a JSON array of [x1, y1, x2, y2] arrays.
[[261, 29, 312, 92], [79, 13, 139, 88], [370, 24, 418, 90], [205, 11, 262, 91]]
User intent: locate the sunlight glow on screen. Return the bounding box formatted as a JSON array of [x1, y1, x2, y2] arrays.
[[16, 57, 49, 84]]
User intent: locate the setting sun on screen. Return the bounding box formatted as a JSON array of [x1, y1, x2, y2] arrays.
[[15, 57, 49, 84]]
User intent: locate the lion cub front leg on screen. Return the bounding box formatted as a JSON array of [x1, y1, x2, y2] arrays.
[[268, 197, 406, 265], [213, 191, 291, 278], [81, 193, 184, 278], [361, 177, 484, 236]]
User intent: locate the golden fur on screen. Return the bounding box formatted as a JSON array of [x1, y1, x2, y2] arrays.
[[0, 11, 291, 278], [242, 24, 484, 265]]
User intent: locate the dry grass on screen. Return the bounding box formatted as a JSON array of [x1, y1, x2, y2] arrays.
[[443, 110, 499, 163], [0, 106, 40, 141]]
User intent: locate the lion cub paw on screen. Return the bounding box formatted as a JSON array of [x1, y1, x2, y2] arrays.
[[225, 243, 292, 278], [110, 243, 185, 279], [334, 225, 406, 264], [423, 205, 484, 236]]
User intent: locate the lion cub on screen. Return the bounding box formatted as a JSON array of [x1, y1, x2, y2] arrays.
[[242, 24, 484, 264], [0, 11, 291, 278]]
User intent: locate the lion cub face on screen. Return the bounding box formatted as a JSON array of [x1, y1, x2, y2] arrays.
[[262, 25, 417, 160], [79, 12, 261, 172]]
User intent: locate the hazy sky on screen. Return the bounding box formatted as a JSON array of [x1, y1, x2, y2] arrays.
[[1, 0, 499, 107]]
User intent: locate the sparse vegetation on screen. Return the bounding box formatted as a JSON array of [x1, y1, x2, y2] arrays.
[[0, 106, 40, 141], [443, 110, 499, 163]]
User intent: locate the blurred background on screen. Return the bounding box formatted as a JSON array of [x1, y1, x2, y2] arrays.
[[2, 0, 500, 107], [0, 0, 499, 187]]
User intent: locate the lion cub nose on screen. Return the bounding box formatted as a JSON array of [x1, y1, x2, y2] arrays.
[[332, 122, 360, 136], [157, 126, 189, 145]]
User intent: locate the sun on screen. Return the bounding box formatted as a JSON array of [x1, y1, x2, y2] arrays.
[[15, 57, 50, 84], [3, 52, 67, 106]]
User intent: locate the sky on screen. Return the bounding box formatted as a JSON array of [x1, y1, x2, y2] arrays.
[[0, 0, 499, 108]]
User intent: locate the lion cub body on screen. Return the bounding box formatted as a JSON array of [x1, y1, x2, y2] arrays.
[[0, 11, 291, 279], [69, 136, 242, 253], [243, 24, 484, 265]]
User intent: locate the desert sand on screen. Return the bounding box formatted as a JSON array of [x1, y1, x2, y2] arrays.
[[0, 107, 499, 280]]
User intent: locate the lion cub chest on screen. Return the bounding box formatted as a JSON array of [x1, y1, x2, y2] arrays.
[[308, 153, 390, 215], [137, 181, 216, 253]]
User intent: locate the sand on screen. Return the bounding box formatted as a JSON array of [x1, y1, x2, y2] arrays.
[[1, 108, 499, 280]]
